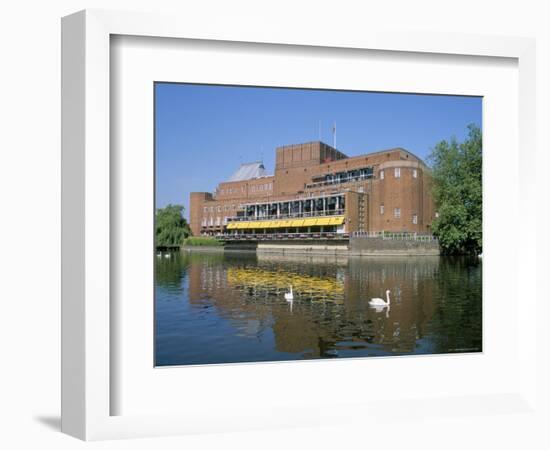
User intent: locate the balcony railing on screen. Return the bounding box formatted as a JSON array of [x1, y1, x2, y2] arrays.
[[305, 173, 374, 189], [351, 231, 438, 242], [227, 208, 345, 223], [217, 231, 350, 241]]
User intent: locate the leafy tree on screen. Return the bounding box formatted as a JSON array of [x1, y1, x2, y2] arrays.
[[155, 204, 191, 248], [428, 124, 482, 255]]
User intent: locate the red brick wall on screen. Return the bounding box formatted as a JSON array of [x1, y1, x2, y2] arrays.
[[190, 143, 435, 235]]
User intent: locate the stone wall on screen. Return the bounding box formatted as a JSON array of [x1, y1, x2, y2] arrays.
[[349, 237, 440, 256], [256, 242, 349, 255]]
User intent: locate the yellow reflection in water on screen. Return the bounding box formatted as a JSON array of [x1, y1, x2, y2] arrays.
[[227, 267, 344, 302]]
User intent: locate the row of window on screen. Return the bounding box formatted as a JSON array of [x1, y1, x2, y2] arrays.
[[379, 167, 417, 180], [220, 183, 273, 195], [204, 204, 241, 213], [221, 186, 245, 195], [250, 183, 273, 193], [202, 217, 228, 227], [379, 204, 417, 223]]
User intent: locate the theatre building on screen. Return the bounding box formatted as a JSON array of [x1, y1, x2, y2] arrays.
[[189, 141, 435, 237]]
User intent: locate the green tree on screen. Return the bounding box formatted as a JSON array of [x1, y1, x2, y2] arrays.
[[428, 124, 482, 255], [155, 204, 191, 248]]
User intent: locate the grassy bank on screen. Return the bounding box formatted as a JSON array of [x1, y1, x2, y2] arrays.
[[182, 236, 224, 247]]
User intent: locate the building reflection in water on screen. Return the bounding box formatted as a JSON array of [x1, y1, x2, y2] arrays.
[[156, 251, 481, 365]]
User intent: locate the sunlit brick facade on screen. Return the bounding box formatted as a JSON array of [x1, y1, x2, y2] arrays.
[[189, 141, 435, 236]]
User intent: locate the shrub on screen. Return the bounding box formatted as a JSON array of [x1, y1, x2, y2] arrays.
[[183, 236, 223, 247]]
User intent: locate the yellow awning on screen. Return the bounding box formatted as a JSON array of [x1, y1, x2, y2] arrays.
[[302, 218, 317, 227], [315, 217, 331, 226], [329, 216, 345, 225], [227, 216, 344, 230]]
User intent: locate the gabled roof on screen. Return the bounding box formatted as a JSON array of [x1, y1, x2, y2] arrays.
[[227, 161, 269, 182]]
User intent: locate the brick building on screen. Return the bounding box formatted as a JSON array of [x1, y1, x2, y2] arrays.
[[189, 141, 435, 237]]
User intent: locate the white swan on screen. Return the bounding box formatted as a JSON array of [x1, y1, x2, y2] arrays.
[[369, 290, 391, 307], [284, 285, 294, 301]]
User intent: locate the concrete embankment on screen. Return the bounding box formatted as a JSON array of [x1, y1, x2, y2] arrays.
[[182, 237, 440, 256], [257, 241, 348, 255], [222, 240, 348, 255], [349, 237, 440, 256]]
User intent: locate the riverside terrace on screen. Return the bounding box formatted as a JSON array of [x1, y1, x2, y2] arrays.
[[189, 141, 436, 238]]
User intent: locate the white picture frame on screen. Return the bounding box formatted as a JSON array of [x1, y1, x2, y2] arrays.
[[61, 9, 538, 441]]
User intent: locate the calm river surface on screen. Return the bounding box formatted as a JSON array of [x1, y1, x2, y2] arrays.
[[155, 251, 482, 366]]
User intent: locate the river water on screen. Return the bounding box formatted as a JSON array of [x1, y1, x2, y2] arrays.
[[155, 251, 482, 366]]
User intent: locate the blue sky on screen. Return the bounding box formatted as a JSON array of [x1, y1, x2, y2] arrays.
[[155, 83, 482, 219]]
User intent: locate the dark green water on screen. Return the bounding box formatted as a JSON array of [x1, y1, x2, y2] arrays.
[[155, 251, 482, 366]]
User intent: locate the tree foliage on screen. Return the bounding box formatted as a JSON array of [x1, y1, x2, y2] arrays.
[[155, 204, 192, 248], [428, 124, 482, 255]]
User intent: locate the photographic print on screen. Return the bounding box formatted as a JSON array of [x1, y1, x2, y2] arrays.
[[154, 84, 482, 367]]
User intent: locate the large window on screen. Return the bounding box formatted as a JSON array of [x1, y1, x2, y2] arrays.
[[394, 207, 401, 218], [412, 169, 417, 178], [395, 167, 401, 178], [380, 169, 384, 180], [412, 214, 418, 224], [380, 204, 384, 215]]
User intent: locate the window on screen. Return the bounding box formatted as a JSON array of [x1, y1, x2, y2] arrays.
[[412, 214, 418, 224], [395, 167, 401, 178], [217, 206, 221, 212], [201, 219, 207, 226], [203, 207, 208, 213], [412, 169, 417, 178], [394, 207, 401, 218], [358, 186, 364, 193], [380, 170, 384, 180], [380, 204, 384, 215], [435, 212, 439, 218]]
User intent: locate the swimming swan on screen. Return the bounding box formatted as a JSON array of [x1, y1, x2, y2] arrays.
[[284, 285, 294, 301], [369, 290, 391, 307]]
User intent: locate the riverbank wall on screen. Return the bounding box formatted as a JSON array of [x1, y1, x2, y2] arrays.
[[257, 241, 348, 255], [213, 237, 440, 256], [349, 237, 440, 256]]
